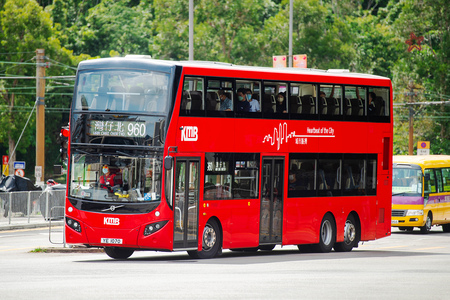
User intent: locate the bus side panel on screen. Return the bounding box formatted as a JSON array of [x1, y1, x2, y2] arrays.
[[176, 117, 236, 153], [200, 199, 260, 250], [228, 199, 260, 248], [283, 197, 322, 245], [315, 122, 368, 154], [443, 195, 450, 224], [427, 194, 447, 223], [283, 196, 376, 245]]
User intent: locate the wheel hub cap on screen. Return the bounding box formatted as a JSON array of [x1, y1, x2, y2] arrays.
[[344, 221, 356, 245], [202, 225, 216, 250]]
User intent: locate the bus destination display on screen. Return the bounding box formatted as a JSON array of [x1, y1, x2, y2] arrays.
[[89, 120, 146, 137]]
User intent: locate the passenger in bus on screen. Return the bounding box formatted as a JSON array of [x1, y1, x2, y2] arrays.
[[275, 93, 287, 113], [246, 89, 260, 112], [99, 164, 122, 189], [319, 86, 334, 98], [288, 169, 301, 190], [368, 92, 376, 115], [236, 88, 250, 112], [218, 89, 232, 111]]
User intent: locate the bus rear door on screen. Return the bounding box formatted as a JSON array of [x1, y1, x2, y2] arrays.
[[260, 157, 284, 246], [173, 158, 200, 250]]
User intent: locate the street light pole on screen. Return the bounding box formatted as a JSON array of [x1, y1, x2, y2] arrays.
[[289, 0, 293, 68], [189, 0, 194, 61]]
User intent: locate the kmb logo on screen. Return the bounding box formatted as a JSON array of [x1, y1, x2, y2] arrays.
[[104, 217, 120, 225], [181, 126, 198, 141]]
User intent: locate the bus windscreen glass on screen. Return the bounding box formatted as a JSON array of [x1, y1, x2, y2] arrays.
[[392, 167, 423, 196], [69, 153, 162, 203], [74, 69, 170, 114]]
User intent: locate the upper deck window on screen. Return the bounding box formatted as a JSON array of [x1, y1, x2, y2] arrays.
[[179, 74, 390, 122], [74, 70, 170, 114]]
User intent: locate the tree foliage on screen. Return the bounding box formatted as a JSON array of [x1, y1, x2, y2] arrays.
[[0, 0, 449, 179]]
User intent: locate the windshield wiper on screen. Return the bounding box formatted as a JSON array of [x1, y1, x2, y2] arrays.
[[116, 151, 144, 158], [73, 148, 94, 155], [392, 192, 406, 196]]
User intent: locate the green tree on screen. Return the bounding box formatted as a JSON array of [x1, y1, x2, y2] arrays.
[[0, 0, 86, 178], [392, 0, 450, 154], [48, 0, 153, 57]]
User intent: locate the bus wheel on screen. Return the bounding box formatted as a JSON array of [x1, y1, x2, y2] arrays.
[[104, 247, 134, 259], [334, 214, 358, 252], [191, 219, 222, 259], [420, 213, 432, 234], [314, 214, 336, 253], [442, 224, 450, 233]]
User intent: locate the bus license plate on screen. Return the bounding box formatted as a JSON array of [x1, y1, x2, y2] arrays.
[[101, 238, 123, 244], [391, 220, 399, 224]]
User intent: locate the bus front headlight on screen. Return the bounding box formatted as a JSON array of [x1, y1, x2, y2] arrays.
[[406, 210, 424, 216]]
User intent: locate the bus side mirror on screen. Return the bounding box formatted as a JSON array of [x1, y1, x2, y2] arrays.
[[164, 156, 173, 170]]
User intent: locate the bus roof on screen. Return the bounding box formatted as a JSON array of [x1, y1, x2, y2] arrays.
[[176, 60, 389, 80], [393, 155, 450, 169], [77, 57, 390, 83]]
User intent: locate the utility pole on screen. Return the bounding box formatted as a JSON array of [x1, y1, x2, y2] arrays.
[[406, 81, 417, 155], [36, 49, 46, 182], [408, 105, 414, 155]]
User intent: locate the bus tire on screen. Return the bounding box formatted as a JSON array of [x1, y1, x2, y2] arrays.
[[334, 214, 358, 252], [420, 213, 432, 234], [190, 219, 222, 259], [104, 247, 134, 259], [442, 224, 450, 233], [314, 213, 336, 253]]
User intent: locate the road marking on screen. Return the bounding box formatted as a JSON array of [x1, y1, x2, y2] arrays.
[[379, 245, 408, 249], [1, 228, 51, 233], [414, 246, 446, 251], [0, 247, 35, 252], [0, 234, 23, 238]]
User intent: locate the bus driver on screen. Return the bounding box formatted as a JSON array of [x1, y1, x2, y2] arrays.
[[99, 164, 121, 189]]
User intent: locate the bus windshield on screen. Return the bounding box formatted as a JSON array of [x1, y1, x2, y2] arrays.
[[392, 167, 423, 196], [69, 153, 162, 203], [74, 69, 170, 114]]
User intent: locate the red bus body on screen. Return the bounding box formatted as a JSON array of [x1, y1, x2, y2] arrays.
[[65, 58, 392, 258]]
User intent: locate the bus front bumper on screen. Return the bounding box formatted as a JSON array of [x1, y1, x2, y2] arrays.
[[391, 209, 425, 228]]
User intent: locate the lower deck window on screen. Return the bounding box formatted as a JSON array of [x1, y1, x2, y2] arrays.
[[288, 154, 377, 198], [204, 153, 259, 200]]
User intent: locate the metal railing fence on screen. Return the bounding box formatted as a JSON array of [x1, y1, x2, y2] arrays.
[[0, 189, 65, 225]]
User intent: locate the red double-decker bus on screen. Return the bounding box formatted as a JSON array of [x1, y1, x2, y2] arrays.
[[65, 56, 392, 259]]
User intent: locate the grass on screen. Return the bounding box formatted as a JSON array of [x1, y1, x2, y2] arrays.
[[30, 247, 48, 253]]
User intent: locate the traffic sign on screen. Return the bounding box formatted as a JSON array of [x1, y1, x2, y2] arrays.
[[2, 164, 8, 176], [14, 169, 25, 177], [35, 166, 42, 178], [417, 141, 430, 155], [14, 161, 26, 169], [2, 155, 8, 165]]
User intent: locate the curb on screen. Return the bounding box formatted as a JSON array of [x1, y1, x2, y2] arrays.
[[0, 221, 63, 231], [41, 246, 104, 253]]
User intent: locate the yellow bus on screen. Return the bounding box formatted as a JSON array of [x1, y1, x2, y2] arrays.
[[392, 155, 450, 233]]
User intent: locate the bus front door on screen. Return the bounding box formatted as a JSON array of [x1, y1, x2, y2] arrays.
[[260, 157, 284, 245], [173, 159, 200, 250]]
